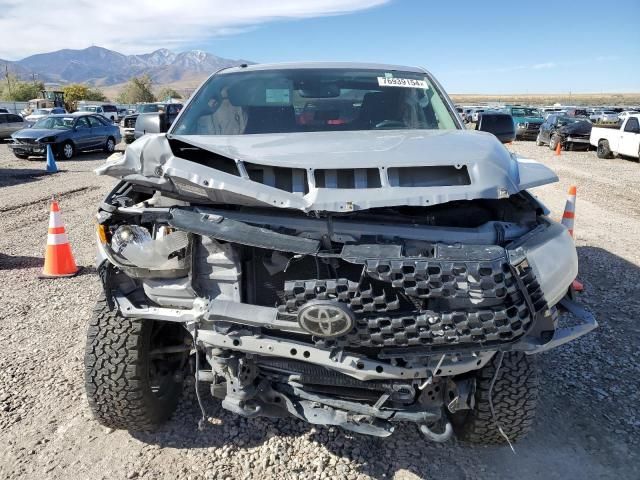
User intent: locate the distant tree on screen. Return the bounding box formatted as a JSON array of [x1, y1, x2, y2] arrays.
[[62, 83, 106, 111], [157, 87, 182, 101], [116, 75, 156, 104], [0, 73, 45, 101]]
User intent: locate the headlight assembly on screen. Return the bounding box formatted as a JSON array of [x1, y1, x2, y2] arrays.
[[509, 221, 577, 308]]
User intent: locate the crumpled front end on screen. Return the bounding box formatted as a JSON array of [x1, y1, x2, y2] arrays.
[[94, 160, 595, 437], [96, 129, 559, 213]]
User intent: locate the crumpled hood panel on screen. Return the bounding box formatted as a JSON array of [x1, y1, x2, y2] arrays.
[[96, 130, 558, 212]]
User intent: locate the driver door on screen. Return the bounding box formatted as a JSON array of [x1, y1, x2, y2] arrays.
[[540, 116, 554, 143], [87, 115, 107, 147], [72, 116, 92, 150], [620, 117, 640, 156]]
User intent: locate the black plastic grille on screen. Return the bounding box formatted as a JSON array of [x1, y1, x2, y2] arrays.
[[279, 278, 400, 315], [364, 258, 509, 300], [278, 259, 546, 350]]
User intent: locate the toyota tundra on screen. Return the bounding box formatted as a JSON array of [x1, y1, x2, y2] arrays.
[[85, 62, 596, 444]]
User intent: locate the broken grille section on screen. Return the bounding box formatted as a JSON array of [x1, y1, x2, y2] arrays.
[[278, 258, 545, 349], [364, 257, 509, 300], [278, 278, 401, 316]]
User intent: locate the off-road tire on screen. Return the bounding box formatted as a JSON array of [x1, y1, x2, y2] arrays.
[[597, 139, 612, 159], [14, 153, 28, 159], [84, 295, 184, 430], [453, 352, 538, 445]]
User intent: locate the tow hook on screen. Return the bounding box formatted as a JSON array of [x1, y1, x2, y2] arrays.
[[419, 419, 453, 442]]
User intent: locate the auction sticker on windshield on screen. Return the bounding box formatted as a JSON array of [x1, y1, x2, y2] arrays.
[[377, 77, 427, 89]]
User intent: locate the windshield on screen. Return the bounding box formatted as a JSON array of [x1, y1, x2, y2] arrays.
[[171, 68, 458, 135], [33, 116, 74, 129], [511, 107, 540, 117], [137, 104, 160, 113]]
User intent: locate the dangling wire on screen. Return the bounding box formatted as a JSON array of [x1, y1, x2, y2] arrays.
[[489, 351, 515, 454], [193, 324, 207, 431]]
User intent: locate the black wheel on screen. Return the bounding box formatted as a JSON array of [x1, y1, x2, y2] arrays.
[[59, 141, 74, 160], [535, 134, 544, 146], [452, 352, 538, 445], [548, 134, 561, 151], [124, 137, 134, 145], [84, 295, 188, 430], [104, 136, 116, 153], [597, 139, 613, 159], [14, 153, 28, 159]]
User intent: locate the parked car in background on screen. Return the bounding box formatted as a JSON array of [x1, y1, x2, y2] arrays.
[[24, 107, 67, 125], [564, 108, 589, 118], [589, 110, 619, 124], [122, 102, 183, 143], [618, 111, 639, 122], [536, 115, 592, 150], [0, 113, 27, 139], [505, 106, 543, 140], [590, 114, 640, 160], [470, 108, 485, 123], [462, 108, 473, 123], [79, 104, 118, 123], [117, 108, 128, 122], [9, 113, 121, 160], [0, 108, 9, 114]]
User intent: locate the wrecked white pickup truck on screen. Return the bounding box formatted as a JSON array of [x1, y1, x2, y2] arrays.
[[85, 63, 596, 444]]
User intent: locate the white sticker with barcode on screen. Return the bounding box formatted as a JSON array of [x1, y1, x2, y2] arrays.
[[377, 77, 428, 89]]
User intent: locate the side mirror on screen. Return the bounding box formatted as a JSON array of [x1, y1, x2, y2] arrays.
[[134, 112, 168, 139], [476, 112, 516, 143]]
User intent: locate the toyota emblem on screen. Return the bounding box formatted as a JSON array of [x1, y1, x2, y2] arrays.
[[297, 301, 354, 338]]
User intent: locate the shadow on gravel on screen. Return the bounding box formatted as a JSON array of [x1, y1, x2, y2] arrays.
[[0, 252, 43, 270], [76, 265, 97, 276], [0, 167, 59, 188], [129, 245, 640, 480]]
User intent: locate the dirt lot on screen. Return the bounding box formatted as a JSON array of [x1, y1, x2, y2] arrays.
[[0, 139, 639, 480]]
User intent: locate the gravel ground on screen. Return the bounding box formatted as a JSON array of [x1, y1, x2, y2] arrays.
[[0, 138, 638, 480]]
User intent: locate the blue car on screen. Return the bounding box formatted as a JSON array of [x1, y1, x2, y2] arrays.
[[9, 113, 121, 160]]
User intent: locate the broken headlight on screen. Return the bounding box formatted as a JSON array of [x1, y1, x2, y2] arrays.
[[111, 225, 189, 269]]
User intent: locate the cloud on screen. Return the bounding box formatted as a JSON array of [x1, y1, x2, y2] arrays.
[[531, 62, 556, 70], [451, 56, 620, 76], [0, 0, 389, 59]]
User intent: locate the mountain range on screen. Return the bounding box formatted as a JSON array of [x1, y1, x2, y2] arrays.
[[1, 46, 251, 87]]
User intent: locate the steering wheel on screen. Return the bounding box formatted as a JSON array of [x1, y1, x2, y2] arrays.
[[374, 120, 406, 129]]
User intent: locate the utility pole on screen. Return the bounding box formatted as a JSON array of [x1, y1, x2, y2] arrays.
[[4, 63, 12, 97]]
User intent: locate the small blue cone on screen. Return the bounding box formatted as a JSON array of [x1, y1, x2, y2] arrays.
[[46, 144, 58, 173]]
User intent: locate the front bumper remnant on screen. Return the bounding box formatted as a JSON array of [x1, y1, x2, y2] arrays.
[[515, 296, 597, 354]]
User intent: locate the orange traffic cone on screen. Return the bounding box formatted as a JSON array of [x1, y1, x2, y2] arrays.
[[555, 141, 562, 156], [561, 186, 584, 292], [561, 186, 576, 237], [40, 200, 79, 278]]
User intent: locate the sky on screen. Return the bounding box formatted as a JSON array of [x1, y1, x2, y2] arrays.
[[1, 0, 639, 93]]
